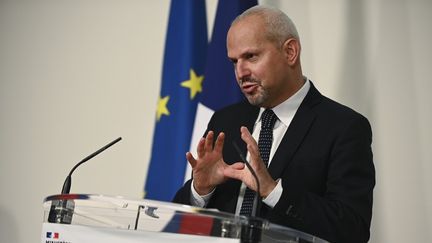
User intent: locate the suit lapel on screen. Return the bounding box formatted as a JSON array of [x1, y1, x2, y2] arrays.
[[268, 83, 323, 179], [216, 103, 258, 213], [238, 103, 260, 160]]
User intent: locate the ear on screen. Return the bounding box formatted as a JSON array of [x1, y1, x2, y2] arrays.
[[282, 38, 301, 66]]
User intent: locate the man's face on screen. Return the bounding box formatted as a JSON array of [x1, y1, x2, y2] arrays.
[[227, 15, 291, 108]]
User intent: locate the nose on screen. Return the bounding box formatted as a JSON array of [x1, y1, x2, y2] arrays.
[[235, 60, 250, 82]]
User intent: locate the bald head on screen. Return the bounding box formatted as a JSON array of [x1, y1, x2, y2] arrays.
[[232, 6, 300, 48], [226, 5, 304, 108]]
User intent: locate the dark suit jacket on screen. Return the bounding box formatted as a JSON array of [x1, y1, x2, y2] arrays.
[[173, 83, 375, 243]]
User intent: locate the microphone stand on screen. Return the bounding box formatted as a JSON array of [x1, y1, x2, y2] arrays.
[[48, 137, 122, 224]]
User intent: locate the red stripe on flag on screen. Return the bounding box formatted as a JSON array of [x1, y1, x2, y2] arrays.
[[178, 214, 214, 235]]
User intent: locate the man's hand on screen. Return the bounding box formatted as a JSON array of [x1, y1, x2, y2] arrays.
[[224, 126, 277, 197], [187, 131, 228, 195]]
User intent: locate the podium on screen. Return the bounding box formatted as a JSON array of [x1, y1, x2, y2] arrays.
[[42, 194, 328, 243]]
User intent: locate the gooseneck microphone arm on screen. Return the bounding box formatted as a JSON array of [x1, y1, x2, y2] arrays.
[[232, 141, 262, 218], [61, 137, 122, 194], [232, 141, 264, 243], [49, 137, 122, 224]]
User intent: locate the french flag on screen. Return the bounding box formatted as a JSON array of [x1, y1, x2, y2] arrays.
[[46, 232, 59, 239], [184, 0, 257, 182]]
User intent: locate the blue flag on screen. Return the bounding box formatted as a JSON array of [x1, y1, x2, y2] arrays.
[[201, 0, 258, 111], [145, 0, 208, 201], [185, 0, 258, 182]]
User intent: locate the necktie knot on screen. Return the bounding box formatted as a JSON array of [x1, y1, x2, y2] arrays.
[[261, 109, 277, 129]]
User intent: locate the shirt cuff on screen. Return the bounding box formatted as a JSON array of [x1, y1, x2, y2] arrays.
[[190, 179, 214, 208], [262, 179, 283, 208]]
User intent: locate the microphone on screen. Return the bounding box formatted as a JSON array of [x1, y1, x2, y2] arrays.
[[232, 141, 263, 243], [232, 141, 262, 217], [61, 137, 122, 194], [48, 137, 122, 224]]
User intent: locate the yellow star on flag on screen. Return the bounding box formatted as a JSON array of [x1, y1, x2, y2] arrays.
[[156, 95, 170, 121], [181, 69, 204, 99]]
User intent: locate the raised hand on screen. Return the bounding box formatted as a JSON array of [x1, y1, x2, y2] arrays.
[[187, 131, 228, 195], [224, 126, 277, 197]]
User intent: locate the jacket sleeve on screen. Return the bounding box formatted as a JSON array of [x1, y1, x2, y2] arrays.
[[172, 179, 193, 205]]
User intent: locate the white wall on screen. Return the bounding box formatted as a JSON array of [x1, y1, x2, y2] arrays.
[[0, 1, 168, 242], [1, 0, 431, 242]]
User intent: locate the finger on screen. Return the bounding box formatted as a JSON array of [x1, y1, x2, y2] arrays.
[[240, 126, 257, 146], [247, 143, 260, 161], [214, 132, 225, 154], [196, 137, 205, 158], [186, 152, 197, 168], [231, 162, 246, 170], [223, 163, 245, 181], [204, 131, 214, 152], [240, 126, 260, 158]]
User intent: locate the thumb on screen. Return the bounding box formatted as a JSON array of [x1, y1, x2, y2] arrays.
[[186, 152, 197, 168], [224, 162, 245, 180], [231, 162, 245, 170]]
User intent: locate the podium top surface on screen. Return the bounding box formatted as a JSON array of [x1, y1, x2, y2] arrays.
[[43, 194, 328, 243]]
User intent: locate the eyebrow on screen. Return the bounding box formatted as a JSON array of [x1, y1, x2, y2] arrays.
[[229, 49, 260, 62]]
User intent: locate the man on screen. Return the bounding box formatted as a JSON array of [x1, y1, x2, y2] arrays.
[[174, 6, 375, 243]]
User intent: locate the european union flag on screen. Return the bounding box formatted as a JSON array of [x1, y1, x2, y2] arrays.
[[145, 0, 208, 201]]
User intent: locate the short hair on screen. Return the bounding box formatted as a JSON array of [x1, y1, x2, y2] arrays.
[[232, 5, 300, 47]]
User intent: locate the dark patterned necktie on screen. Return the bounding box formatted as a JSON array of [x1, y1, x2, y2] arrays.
[[240, 109, 278, 216]]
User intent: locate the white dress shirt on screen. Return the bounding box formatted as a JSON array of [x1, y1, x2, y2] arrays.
[[191, 79, 311, 213]]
